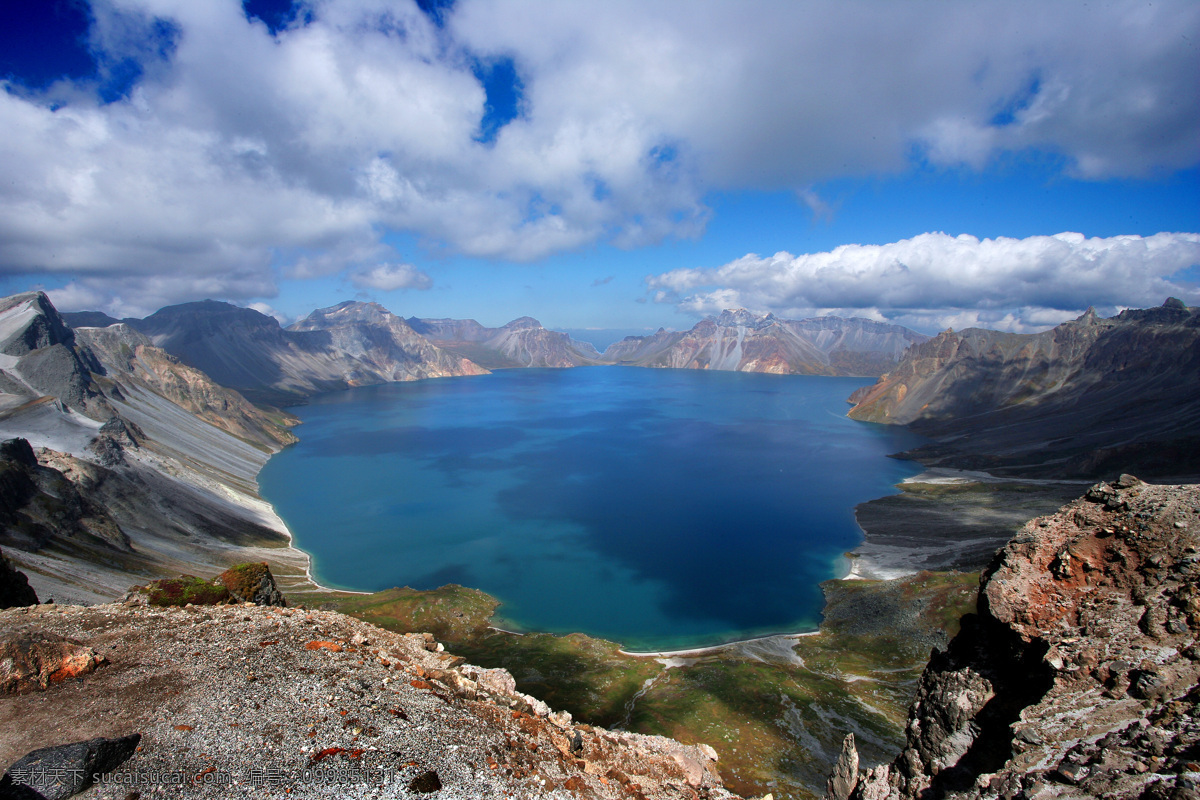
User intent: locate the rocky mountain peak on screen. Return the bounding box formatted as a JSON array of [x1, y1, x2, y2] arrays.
[[714, 308, 768, 328], [503, 316, 543, 330], [138, 300, 282, 338], [0, 292, 77, 358]]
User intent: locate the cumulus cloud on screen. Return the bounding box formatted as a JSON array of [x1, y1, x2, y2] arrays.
[[647, 232, 1200, 331], [349, 263, 434, 292], [246, 302, 289, 325], [0, 0, 1197, 312]]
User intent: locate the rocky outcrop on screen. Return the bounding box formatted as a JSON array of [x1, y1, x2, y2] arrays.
[[604, 310, 926, 376], [125, 299, 486, 406], [0, 438, 131, 554], [847, 300, 1200, 478], [0, 546, 38, 608], [408, 315, 603, 368], [127, 562, 286, 608], [834, 477, 1200, 800], [216, 561, 286, 606], [0, 601, 738, 799]]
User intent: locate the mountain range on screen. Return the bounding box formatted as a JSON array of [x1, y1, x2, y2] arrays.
[[62, 303, 930, 405], [603, 308, 928, 375], [848, 298, 1200, 478], [0, 292, 310, 605]]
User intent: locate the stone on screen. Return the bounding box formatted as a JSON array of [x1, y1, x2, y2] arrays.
[[825, 733, 859, 800], [1129, 669, 1166, 699], [0, 546, 38, 609], [2, 734, 140, 800], [0, 630, 106, 693], [407, 770, 442, 793], [216, 562, 285, 606]]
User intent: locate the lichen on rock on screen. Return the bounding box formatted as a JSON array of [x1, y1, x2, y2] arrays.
[[834, 477, 1200, 800]]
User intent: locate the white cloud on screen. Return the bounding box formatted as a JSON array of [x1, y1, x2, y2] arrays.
[[0, 0, 1197, 313], [246, 301, 289, 325], [647, 231, 1200, 331], [350, 263, 434, 291]]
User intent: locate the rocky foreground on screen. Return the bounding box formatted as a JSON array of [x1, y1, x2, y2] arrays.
[[0, 593, 738, 799], [830, 477, 1200, 800]]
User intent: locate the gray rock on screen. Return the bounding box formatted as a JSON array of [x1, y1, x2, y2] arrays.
[[825, 733, 859, 800], [0, 546, 38, 609], [2, 734, 140, 799]]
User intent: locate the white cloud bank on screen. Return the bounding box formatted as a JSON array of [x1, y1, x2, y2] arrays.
[[647, 232, 1200, 332], [1, 0, 1198, 314], [350, 263, 434, 292]]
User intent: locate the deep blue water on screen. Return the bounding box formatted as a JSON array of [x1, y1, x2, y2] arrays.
[[258, 368, 927, 650]]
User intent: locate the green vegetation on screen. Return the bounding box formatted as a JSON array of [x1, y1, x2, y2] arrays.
[[145, 575, 231, 606], [299, 570, 981, 800]]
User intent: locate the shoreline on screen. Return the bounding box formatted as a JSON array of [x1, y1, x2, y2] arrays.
[[618, 630, 819, 659], [847, 468, 1089, 579]]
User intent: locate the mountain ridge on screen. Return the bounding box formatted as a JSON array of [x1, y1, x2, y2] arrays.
[[407, 315, 603, 369], [603, 309, 928, 376], [846, 299, 1200, 478]]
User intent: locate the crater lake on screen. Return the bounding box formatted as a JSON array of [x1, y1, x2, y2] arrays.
[[258, 367, 927, 651]]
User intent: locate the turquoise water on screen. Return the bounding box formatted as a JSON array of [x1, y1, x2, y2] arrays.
[[258, 367, 926, 650]]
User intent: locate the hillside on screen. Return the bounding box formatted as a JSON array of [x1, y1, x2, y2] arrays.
[[847, 299, 1200, 478], [0, 292, 315, 605], [604, 310, 927, 377]]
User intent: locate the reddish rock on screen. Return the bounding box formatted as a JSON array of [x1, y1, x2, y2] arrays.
[[0, 630, 106, 693]]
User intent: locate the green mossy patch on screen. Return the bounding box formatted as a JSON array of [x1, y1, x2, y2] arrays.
[[217, 562, 269, 599], [146, 575, 230, 607]]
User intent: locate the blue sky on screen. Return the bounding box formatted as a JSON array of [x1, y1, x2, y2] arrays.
[[1, 0, 1197, 336]]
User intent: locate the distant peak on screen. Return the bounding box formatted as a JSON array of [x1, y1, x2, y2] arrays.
[[1163, 297, 1187, 310], [715, 308, 766, 327], [505, 316, 542, 329]]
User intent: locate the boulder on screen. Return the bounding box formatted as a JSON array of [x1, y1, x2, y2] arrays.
[[0, 547, 38, 609], [0, 630, 106, 693], [2, 734, 140, 799], [217, 562, 286, 606]]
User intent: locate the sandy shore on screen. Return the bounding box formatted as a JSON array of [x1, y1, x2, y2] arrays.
[[847, 471, 1087, 580]]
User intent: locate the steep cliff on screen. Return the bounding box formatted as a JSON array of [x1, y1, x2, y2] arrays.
[[408, 315, 603, 368], [847, 300, 1200, 478], [604, 310, 927, 376], [831, 477, 1200, 800]]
